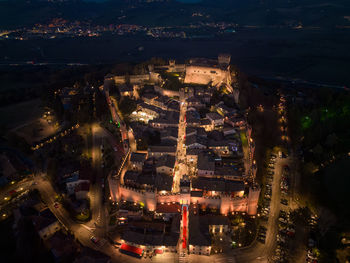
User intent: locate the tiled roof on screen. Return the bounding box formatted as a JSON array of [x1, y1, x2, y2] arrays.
[[130, 152, 147, 163]]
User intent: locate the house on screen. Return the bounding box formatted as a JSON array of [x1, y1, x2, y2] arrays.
[[195, 86, 213, 97], [223, 125, 237, 136], [207, 215, 230, 234], [215, 101, 236, 117], [136, 103, 162, 119], [142, 92, 158, 104], [149, 111, 179, 129], [214, 166, 243, 181], [225, 115, 246, 128], [156, 155, 176, 176], [187, 96, 205, 109], [166, 100, 180, 112], [160, 127, 178, 142], [200, 118, 212, 131], [75, 181, 90, 200], [156, 203, 181, 221], [130, 152, 147, 172], [185, 135, 207, 150], [153, 95, 169, 110], [148, 145, 176, 157], [186, 127, 197, 137], [189, 215, 212, 256], [186, 148, 203, 165], [121, 216, 180, 253], [32, 208, 61, 240], [186, 110, 201, 127], [191, 177, 245, 197], [197, 153, 215, 177], [207, 140, 230, 156], [196, 127, 207, 138], [155, 173, 173, 192], [206, 112, 224, 127], [124, 170, 139, 186], [122, 230, 179, 254], [66, 176, 90, 195]]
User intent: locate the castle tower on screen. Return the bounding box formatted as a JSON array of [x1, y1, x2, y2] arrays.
[[218, 54, 231, 66], [247, 186, 260, 215]]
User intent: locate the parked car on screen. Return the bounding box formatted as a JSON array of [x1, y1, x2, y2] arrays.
[[281, 199, 288, 206], [90, 236, 99, 244]]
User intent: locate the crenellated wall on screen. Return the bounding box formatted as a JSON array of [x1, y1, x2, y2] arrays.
[[157, 193, 181, 203], [110, 181, 260, 215], [118, 185, 157, 211]]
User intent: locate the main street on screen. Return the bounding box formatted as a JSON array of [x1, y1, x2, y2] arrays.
[[173, 100, 187, 193]]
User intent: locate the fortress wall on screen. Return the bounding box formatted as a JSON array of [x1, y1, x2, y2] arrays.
[[157, 194, 180, 203], [221, 196, 248, 215], [109, 179, 257, 215], [108, 176, 119, 202], [113, 74, 151, 85], [129, 74, 150, 84], [113, 76, 126, 84], [184, 65, 229, 86], [190, 196, 221, 208], [119, 185, 157, 211]]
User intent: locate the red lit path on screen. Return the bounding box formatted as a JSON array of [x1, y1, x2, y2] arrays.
[[179, 204, 189, 262], [182, 205, 188, 249]]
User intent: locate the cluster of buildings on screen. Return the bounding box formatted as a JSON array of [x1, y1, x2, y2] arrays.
[[107, 54, 260, 256], [0, 17, 240, 41], [12, 197, 110, 263]]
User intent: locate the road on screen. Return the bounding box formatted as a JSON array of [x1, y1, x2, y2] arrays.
[[0, 177, 33, 205], [86, 123, 108, 237], [173, 100, 187, 193], [103, 82, 136, 153], [109, 95, 136, 152]]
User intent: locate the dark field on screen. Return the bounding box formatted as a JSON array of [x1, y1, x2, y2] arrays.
[[1, 27, 350, 85]]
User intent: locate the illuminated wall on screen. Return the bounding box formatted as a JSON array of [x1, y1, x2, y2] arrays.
[[184, 65, 231, 87], [111, 183, 260, 215]]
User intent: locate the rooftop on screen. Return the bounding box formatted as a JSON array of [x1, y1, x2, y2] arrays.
[[130, 152, 147, 163], [156, 154, 176, 169], [191, 177, 245, 193], [189, 215, 211, 246], [148, 145, 176, 153], [156, 203, 181, 214], [197, 153, 215, 171], [206, 112, 224, 121], [185, 134, 207, 147]]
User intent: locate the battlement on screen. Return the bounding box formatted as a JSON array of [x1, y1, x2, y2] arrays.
[[120, 184, 156, 194]]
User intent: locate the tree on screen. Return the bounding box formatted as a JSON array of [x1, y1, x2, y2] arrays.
[[7, 132, 31, 154], [290, 207, 311, 226], [325, 133, 338, 148], [95, 90, 109, 120], [119, 97, 136, 116]]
